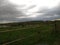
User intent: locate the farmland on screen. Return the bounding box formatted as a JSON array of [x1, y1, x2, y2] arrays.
[[0, 21, 60, 45]]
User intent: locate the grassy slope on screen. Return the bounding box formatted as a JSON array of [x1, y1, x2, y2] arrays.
[[0, 21, 60, 45]]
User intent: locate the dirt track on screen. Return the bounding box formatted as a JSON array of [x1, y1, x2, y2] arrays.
[[2, 34, 35, 45], [0, 25, 40, 32]]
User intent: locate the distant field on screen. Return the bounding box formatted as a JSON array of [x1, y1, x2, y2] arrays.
[[0, 21, 60, 45]]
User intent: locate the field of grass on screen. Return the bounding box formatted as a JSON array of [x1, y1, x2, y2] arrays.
[[0, 21, 60, 45]]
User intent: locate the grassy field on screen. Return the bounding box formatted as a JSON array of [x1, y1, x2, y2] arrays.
[[0, 21, 60, 45]]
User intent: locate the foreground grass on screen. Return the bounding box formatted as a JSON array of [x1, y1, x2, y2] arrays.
[[0, 21, 60, 45]]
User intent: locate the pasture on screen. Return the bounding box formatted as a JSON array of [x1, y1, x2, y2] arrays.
[[0, 21, 60, 45]]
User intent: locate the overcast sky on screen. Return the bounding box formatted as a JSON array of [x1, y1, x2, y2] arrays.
[[0, 0, 60, 23]]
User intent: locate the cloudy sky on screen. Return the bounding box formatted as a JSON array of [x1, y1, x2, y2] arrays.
[[0, 0, 60, 23]]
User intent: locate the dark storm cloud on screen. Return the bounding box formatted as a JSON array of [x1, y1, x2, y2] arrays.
[[0, 0, 26, 21], [0, 0, 60, 23]]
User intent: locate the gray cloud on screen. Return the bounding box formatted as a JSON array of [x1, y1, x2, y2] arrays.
[[0, 0, 60, 23], [0, 4, 25, 17], [36, 3, 60, 20], [0, 0, 26, 22]]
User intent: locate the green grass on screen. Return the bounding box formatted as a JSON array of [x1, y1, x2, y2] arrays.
[[0, 27, 37, 43], [0, 21, 60, 45]]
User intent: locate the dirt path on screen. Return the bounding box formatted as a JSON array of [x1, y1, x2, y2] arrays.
[[0, 28, 26, 32], [2, 34, 35, 45], [0, 25, 40, 32]]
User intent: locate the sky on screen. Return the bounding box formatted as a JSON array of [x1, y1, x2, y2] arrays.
[[0, 0, 60, 23]]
